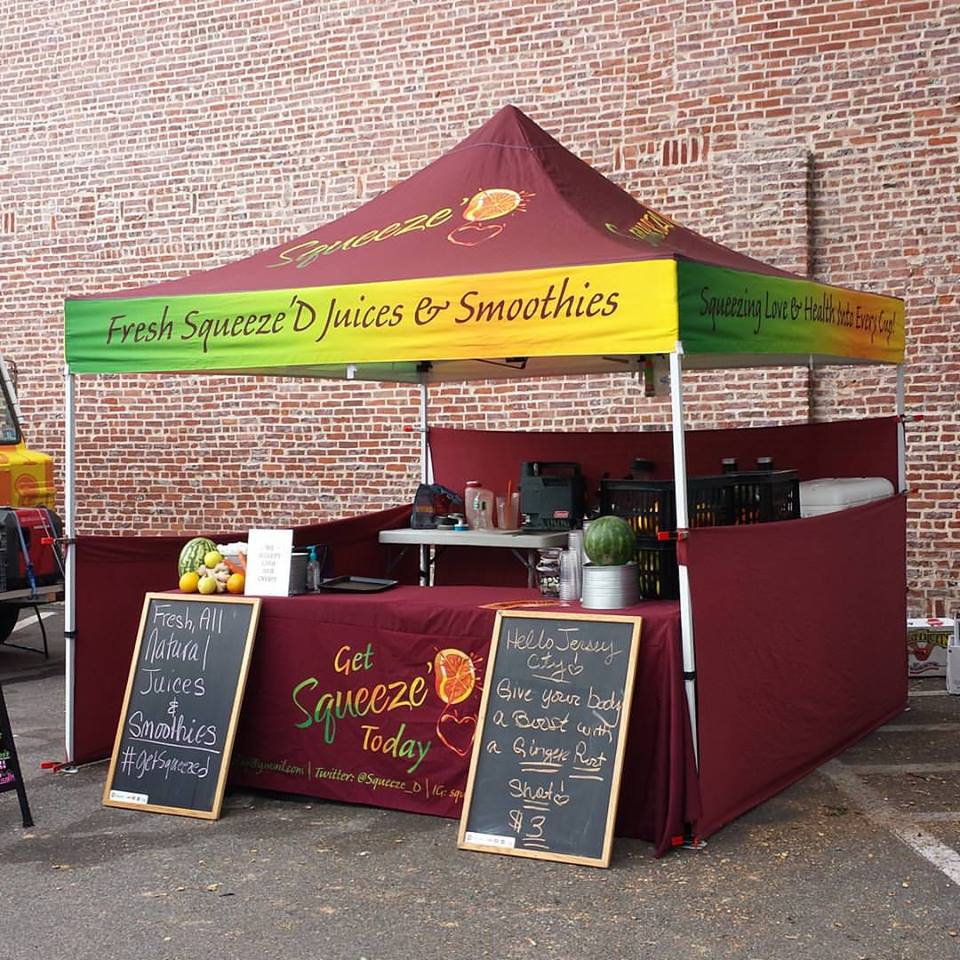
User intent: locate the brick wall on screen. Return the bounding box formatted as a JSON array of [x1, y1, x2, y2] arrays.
[[1, 1, 956, 614]]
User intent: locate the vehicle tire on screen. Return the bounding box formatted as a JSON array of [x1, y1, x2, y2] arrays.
[[0, 604, 20, 644]]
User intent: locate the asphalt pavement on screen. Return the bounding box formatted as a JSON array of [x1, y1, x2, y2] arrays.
[[1, 606, 958, 960]]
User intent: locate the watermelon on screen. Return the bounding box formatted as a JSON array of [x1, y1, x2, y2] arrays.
[[178, 537, 217, 576], [583, 516, 635, 566]]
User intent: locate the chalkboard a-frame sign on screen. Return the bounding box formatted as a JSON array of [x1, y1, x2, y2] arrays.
[[0, 682, 33, 827], [458, 610, 641, 868], [103, 593, 261, 820]]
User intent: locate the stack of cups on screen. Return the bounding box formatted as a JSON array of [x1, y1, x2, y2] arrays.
[[568, 528, 584, 560], [559, 530, 583, 602]]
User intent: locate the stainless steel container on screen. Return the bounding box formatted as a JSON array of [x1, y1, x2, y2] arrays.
[[580, 562, 639, 609]]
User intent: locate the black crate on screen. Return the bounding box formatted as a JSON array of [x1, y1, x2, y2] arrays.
[[729, 470, 800, 524], [635, 540, 679, 600], [600, 476, 733, 536]]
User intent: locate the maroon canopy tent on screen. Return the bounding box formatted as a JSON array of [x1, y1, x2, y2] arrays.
[[62, 106, 907, 853]]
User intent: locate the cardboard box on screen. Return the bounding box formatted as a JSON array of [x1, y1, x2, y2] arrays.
[[907, 618, 957, 678]]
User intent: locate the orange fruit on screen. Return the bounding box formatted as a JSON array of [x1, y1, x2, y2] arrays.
[[226, 573, 245, 595], [434, 648, 476, 705], [179, 571, 200, 593]]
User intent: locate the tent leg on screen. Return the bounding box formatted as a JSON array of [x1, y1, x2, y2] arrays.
[[419, 381, 432, 484], [896, 365, 906, 494], [418, 381, 432, 585], [670, 348, 699, 770], [64, 366, 77, 763]]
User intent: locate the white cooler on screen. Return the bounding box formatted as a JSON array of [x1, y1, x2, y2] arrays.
[[798, 477, 894, 518]]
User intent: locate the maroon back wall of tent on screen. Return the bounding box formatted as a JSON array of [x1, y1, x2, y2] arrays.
[[429, 416, 899, 512], [426, 416, 899, 587]]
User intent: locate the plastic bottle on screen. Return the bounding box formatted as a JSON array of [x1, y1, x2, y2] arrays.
[[306, 545, 322, 591], [464, 480, 494, 529]]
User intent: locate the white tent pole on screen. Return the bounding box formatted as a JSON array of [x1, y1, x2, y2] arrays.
[[419, 380, 431, 484], [63, 366, 77, 764], [671, 349, 690, 529], [669, 347, 699, 771], [417, 379, 432, 585], [896, 364, 906, 494]]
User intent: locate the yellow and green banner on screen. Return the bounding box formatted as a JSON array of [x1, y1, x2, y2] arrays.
[[65, 260, 679, 374], [65, 255, 904, 376], [678, 262, 904, 364]]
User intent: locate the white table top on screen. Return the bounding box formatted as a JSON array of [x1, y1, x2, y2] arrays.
[[378, 528, 570, 549]]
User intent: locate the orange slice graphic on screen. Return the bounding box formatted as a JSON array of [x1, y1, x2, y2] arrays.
[[463, 188, 523, 222], [434, 648, 477, 705]]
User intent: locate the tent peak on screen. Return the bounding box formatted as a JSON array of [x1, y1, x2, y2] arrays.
[[453, 104, 562, 154]]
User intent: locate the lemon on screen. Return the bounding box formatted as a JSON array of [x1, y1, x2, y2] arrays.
[[197, 575, 218, 595], [226, 573, 245, 595], [203, 550, 224, 569], [179, 571, 200, 593]]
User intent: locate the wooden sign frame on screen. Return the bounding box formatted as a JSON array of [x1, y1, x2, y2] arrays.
[[458, 609, 641, 868], [102, 593, 261, 820]]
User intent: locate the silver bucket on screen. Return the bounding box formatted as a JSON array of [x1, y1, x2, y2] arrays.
[[580, 562, 639, 609]]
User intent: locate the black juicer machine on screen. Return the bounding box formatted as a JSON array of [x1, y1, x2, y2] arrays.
[[520, 461, 585, 531]]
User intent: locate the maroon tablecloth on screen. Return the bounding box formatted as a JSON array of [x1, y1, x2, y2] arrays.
[[228, 586, 698, 856]]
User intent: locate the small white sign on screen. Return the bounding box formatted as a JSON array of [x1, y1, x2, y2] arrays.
[[109, 789, 148, 805], [244, 528, 294, 597], [464, 831, 516, 849]]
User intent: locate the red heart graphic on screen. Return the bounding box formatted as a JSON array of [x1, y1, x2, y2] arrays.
[[447, 223, 504, 247], [436, 708, 477, 757]]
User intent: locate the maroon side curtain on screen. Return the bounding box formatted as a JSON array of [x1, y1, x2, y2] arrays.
[[685, 495, 907, 838]]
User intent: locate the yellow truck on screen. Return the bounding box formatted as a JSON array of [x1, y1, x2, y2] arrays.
[[0, 358, 59, 644]]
